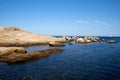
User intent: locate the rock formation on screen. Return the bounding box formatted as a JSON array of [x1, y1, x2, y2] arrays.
[[0, 26, 117, 64], [0, 47, 63, 63], [0, 26, 65, 46], [0, 26, 65, 63]]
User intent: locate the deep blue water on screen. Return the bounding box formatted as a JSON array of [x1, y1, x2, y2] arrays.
[[0, 37, 120, 80]]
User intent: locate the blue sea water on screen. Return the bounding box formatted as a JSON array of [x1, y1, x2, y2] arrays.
[[0, 37, 120, 80]]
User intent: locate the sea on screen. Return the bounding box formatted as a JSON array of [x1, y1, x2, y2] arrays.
[[0, 37, 120, 80]]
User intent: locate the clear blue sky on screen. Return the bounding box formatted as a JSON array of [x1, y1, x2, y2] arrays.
[[0, 0, 120, 36]]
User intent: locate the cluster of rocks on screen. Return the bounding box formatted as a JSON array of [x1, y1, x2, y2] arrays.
[[60, 36, 100, 43], [76, 36, 101, 43], [48, 36, 117, 47]]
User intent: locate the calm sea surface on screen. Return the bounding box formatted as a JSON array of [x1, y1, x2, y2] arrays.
[[0, 37, 120, 80]]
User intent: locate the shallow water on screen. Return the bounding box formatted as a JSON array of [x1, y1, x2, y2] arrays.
[[25, 45, 50, 53], [0, 37, 120, 80]]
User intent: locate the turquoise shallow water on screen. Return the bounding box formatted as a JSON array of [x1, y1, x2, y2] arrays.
[[0, 37, 120, 80]]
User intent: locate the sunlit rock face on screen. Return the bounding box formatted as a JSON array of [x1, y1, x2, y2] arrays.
[[0, 26, 65, 46]]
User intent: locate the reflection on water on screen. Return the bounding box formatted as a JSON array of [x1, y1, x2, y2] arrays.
[[0, 37, 120, 80]]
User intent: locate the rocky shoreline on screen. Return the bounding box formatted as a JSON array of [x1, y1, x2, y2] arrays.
[[0, 47, 63, 63], [0, 26, 65, 63], [0, 26, 117, 63]]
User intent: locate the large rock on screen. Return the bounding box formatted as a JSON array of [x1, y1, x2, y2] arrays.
[[0, 48, 63, 63], [76, 38, 85, 43], [49, 42, 65, 47], [0, 26, 66, 46]]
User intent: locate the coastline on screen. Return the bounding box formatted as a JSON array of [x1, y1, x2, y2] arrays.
[[0, 26, 65, 63], [0, 26, 117, 63]]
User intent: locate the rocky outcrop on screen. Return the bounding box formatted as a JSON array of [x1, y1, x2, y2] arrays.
[[0, 26, 65, 46], [49, 42, 65, 47], [0, 26, 65, 63], [0, 47, 63, 63], [107, 40, 117, 43], [76, 36, 101, 44]]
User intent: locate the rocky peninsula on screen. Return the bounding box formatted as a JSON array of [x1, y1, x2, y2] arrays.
[[0, 26, 65, 63]]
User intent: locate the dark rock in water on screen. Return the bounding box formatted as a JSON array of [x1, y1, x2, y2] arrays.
[[0, 48, 63, 63], [49, 42, 65, 47], [107, 40, 117, 43]]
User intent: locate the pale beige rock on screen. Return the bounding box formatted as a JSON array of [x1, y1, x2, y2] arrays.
[[0, 47, 26, 54], [76, 38, 85, 43], [0, 26, 65, 46]]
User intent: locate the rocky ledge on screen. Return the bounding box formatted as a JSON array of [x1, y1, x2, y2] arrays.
[[0, 47, 63, 63]]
